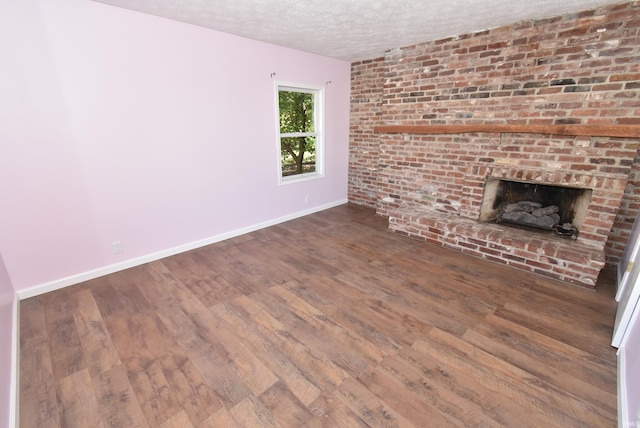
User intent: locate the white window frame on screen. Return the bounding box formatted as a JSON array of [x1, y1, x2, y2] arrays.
[[275, 82, 325, 185]]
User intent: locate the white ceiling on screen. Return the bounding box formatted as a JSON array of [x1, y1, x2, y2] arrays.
[[92, 0, 624, 62]]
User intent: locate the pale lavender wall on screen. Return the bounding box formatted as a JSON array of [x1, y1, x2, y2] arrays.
[[1, 0, 350, 291], [0, 0, 104, 292], [1, 0, 72, 424]]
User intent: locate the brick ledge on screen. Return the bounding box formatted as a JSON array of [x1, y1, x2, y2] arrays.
[[388, 208, 605, 288]]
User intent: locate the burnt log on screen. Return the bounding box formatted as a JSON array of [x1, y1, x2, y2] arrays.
[[532, 205, 559, 217], [501, 211, 558, 229], [503, 201, 544, 214]]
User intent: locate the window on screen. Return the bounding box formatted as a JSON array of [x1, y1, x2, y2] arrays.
[[276, 83, 324, 183]]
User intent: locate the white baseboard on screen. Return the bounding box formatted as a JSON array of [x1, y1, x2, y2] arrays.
[[16, 200, 347, 300], [10, 295, 18, 428]]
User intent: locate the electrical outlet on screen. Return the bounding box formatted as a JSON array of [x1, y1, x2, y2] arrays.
[[112, 241, 123, 254], [305, 195, 310, 204]]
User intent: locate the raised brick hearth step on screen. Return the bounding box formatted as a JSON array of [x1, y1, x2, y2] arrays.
[[388, 208, 605, 288]]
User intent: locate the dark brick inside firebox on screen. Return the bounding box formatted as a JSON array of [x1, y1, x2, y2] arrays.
[[479, 179, 593, 231]]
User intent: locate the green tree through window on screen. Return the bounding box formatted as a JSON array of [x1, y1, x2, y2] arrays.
[[277, 85, 322, 180]]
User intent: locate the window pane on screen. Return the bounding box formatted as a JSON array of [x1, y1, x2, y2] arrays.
[[280, 136, 316, 176], [279, 91, 315, 133], [276, 84, 322, 182]]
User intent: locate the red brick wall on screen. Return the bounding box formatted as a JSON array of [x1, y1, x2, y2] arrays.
[[349, 1, 640, 270], [348, 58, 385, 208], [609, 151, 640, 262]]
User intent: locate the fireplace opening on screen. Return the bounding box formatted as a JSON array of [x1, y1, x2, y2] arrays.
[[479, 178, 593, 238]]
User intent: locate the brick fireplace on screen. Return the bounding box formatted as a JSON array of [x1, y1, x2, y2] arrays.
[[348, 1, 640, 288], [376, 131, 637, 287]]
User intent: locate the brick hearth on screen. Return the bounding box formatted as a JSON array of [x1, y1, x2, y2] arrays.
[[389, 208, 606, 287]]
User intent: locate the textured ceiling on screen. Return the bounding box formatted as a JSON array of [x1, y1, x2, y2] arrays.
[[92, 0, 624, 62]]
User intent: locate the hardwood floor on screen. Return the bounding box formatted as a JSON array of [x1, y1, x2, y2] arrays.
[[19, 203, 619, 427]]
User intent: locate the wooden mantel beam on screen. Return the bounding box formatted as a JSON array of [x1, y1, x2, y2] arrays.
[[373, 124, 640, 138]]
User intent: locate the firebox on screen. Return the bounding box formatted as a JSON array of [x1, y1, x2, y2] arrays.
[[479, 178, 593, 237]]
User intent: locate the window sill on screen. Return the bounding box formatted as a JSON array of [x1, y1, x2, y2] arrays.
[[279, 172, 324, 185]]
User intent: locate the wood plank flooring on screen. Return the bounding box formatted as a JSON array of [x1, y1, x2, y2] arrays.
[[19, 203, 619, 427]]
